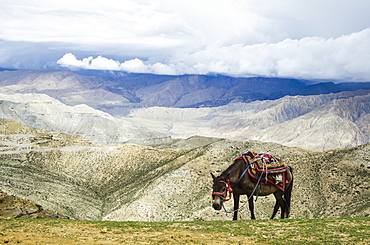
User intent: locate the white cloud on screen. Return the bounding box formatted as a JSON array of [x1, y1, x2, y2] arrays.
[[57, 54, 178, 75], [57, 29, 370, 81], [57, 53, 88, 69], [120, 59, 148, 73]]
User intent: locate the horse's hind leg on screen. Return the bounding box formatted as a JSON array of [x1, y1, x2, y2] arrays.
[[248, 195, 256, 220], [271, 199, 280, 219], [284, 169, 293, 218], [272, 191, 286, 219]]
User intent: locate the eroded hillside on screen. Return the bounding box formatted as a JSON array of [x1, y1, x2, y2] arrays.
[[127, 90, 370, 151], [1, 90, 369, 151], [0, 190, 67, 219], [0, 119, 369, 221], [0, 70, 369, 151]]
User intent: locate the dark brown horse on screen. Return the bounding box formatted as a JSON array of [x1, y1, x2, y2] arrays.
[[211, 153, 293, 220]]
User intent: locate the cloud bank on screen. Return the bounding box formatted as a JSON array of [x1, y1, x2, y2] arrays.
[[1, 0, 370, 81], [58, 29, 370, 81]]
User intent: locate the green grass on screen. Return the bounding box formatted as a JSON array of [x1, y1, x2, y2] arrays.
[[1, 217, 368, 244]]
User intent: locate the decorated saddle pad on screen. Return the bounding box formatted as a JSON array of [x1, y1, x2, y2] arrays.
[[247, 167, 288, 191], [235, 151, 288, 191], [243, 151, 287, 174]]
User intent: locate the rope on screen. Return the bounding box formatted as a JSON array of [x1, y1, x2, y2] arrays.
[[237, 162, 250, 183], [223, 172, 264, 215]]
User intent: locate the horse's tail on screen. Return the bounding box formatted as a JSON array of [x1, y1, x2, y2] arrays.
[[284, 166, 293, 218]]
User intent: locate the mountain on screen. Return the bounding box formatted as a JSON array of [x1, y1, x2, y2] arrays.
[[0, 90, 369, 151], [0, 93, 168, 144], [0, 69, 369, 151], [0, 119, 369, 221], [1, 70, 370, 111], [1, 70, 368, 222], [126, 89, 370, 151]]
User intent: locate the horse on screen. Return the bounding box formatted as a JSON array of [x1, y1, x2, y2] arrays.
[[211, 152, 293, 220]]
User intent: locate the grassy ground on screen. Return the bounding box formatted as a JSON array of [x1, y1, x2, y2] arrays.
[[0, 217, 368, 244]]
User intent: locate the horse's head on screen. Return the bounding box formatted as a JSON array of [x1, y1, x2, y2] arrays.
[[211, 173, 231, 210]]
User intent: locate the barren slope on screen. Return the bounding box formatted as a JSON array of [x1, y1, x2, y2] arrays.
[[0, 93, 168, 144], [0, 70, 369, 151], [0, 119, 369, 221], [127, 90, 370, 151]]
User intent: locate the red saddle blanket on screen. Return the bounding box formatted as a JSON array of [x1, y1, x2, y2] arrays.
[[235, 151, 288, 191], [247, 167, 288, 191], [242, 151, 287, 173]]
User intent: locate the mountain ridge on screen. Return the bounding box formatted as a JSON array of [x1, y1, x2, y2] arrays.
[[0, 90, 369, 151], [1, 70, 370, 110], [0, 69, 369, 151], [127, 90, 370, 151], [0, 119, 369, 221]]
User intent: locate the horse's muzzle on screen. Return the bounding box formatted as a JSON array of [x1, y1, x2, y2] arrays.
[[212, 198, 223, 210]]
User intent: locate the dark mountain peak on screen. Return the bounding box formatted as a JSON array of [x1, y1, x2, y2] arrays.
[[1, 69, 370, 108]]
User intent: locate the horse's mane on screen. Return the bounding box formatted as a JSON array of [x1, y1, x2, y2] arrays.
[[220, 158, 243, 178]]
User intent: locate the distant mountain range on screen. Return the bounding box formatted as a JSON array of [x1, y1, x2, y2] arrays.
[[0, 69, 369, 150], [1, 69, 370, 109]]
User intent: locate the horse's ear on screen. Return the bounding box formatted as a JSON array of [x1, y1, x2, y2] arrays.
[[210, 173, 216, 180]]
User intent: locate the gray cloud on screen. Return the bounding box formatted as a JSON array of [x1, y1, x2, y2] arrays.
[[1, 0, 370, 81]]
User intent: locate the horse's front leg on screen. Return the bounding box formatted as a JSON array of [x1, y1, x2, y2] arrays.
[[248, 195, 256, 220], [233, 194, 240, 220]]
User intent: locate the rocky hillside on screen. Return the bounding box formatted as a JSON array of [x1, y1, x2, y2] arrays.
[[0, 93, 168, 144], [0, 69, 369, 151], [0, 190, 67, 219], [0, 119, 369, 221], [0, 89, 369, 151], [127, 89, 370, 151]]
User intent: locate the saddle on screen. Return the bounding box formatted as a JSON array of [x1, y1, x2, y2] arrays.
[[236, 151, 288, 191], [243, 151, 287, 173]]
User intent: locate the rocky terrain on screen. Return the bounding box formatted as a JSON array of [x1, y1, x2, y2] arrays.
[[0, 190, 67, 219], [0, 89, 369, 151], [0, 93, 168, 144], [127, 89, 370, 151], [0, 69, 369, 151], [0, 119, 369, 221], [0, 69, 369, 221]]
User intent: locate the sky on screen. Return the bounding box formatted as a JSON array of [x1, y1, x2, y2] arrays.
[[1, 0, 370, 81]]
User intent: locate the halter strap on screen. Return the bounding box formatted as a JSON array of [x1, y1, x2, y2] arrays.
[[212, 179, 233, 201]]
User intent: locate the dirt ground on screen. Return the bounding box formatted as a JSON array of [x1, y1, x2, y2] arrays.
[[0, 218, 369, 244]]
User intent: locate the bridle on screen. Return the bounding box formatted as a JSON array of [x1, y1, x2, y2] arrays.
[[211, 154, 251, 203], [211, 154, 266, 215], [212, 178, 233, 202]]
